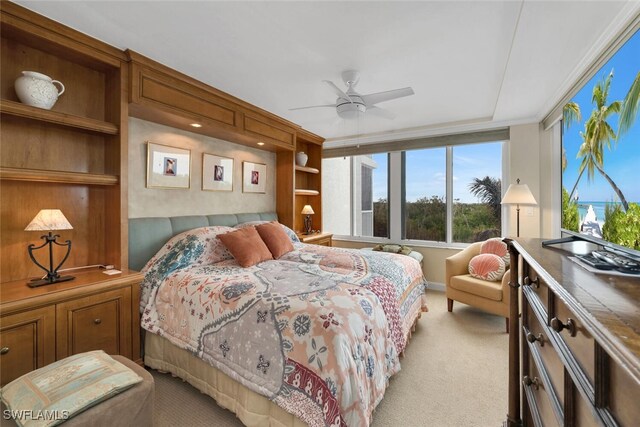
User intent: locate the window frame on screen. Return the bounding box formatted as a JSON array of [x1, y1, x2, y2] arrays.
[[329, 140, 507, 248]]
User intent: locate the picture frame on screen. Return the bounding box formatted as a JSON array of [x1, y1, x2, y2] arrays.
[[202, 153, 234, 191], [146, 142, 191, 189], [242, 161, 267, 193]]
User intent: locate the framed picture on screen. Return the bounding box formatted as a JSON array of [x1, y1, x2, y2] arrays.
[[146, 142, 191, 189], [202, 153, 233, 191], [243, 161, 267, 193]]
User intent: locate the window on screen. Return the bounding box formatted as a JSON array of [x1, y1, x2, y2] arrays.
[[403, 148, 446, 241], [355, 154, 388, 238], [323, 139, 504, 245], [452, 143, 503, 243]]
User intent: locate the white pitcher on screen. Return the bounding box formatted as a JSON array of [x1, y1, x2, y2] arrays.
[[15, 71, 65, 110], [296, 152, 308, 167]]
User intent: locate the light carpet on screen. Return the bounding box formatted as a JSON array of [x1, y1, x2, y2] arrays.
[[151, 290, 508, 426]]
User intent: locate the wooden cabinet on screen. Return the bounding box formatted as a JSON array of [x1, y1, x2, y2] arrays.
[[0, 306, 55, 385], [56, 287, 132, 359], [0, 2, 129, 282], [0, 270, 142, 386], [298, 232, 333, 247], [506, 239, 640, 427]]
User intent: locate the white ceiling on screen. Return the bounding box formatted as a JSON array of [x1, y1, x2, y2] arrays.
[[16, 1, 638, 142]]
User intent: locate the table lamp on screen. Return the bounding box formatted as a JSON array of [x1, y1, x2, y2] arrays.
[[301, 205, 315, 234], [25, 209, 74, 287], [500, 179, 537, 237]]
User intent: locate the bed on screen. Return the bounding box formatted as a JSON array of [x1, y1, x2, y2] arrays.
[[130, 213, 427, 427]]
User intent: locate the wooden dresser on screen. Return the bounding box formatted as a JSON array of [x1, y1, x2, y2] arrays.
[[0, 270, 142, 386], [505, 239, 640, 427]]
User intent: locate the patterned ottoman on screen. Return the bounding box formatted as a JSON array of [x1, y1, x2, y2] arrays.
[[361, 246, 424, 266], [1, 354, 154, 427]]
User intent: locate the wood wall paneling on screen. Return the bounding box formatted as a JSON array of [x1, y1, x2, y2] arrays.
[[276, 151, 295, 229]]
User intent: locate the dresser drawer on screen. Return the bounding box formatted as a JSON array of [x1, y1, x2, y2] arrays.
[[551, 297, 595, 387], [0, 306, 55, 386], [56, 287, 132, 359], [609, 361, 640, 426], [522, 265, 549, 317], [524, 304, 565, 405], [523, 352, 562, 427]]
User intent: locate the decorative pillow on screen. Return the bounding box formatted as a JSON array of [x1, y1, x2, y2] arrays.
[[1, 350, 142, 427], [480, 238, 509, 267], [468, 253, 506, 281], [218, 226, 273, 267], [235, 221, 300, 243], [255, 221, 294, 258], [140, 226, 235, 310]]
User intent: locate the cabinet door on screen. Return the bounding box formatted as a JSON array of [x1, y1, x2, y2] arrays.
[[56, 287, 132, 359], [0, 306, 55, 386]]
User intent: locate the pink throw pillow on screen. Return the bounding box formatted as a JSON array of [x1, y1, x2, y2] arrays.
[[480, 238, 509, 267], [469, 254, 505, 281]]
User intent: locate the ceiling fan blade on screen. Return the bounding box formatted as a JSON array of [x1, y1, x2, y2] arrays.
[[323, 80, 353, 103], [361, 87, 414, 106], [289, 104, 336, 111], [367, 105, 396, 120]]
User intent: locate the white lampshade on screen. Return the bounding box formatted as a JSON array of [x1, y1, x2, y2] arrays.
[[25, 209, 73, 231], [301, 205, 315, 215], [501, 180, 537, 206]]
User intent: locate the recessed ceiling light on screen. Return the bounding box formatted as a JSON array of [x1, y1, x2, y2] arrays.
[[257, 142, 265, 146], [190, 123, 202, 128]]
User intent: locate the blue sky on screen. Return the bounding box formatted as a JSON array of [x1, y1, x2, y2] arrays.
[[371, 142, 503, 203], [563, 29, 640, 204]]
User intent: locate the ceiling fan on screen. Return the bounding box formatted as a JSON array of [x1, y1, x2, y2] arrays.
[[290, 70, 414, 120]]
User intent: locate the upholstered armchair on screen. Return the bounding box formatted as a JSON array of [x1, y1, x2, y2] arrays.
[[445, 242, 510, 332]]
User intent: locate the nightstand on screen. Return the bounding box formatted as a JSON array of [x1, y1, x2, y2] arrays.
[[298, 232, 333, 247], [0, 269, 143, 386]]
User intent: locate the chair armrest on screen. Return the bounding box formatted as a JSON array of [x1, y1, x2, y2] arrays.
[[445, 242, 482, 286], [501, 268, 511, 303]]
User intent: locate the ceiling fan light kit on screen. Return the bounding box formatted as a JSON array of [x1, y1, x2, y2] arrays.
[[291, 70, 414, 120]]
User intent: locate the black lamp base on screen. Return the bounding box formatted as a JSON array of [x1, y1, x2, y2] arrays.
[[28, 275, 75, 288]]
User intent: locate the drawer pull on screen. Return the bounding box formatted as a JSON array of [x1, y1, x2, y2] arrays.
[[0, 347, 9, 355], [526, 332, 545, 346], [524, 276, 539, 289], [550, 317, 577, 337], [93, 318, 102, 325], [523, 375, 540, 390]]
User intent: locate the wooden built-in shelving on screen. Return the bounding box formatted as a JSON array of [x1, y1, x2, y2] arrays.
[[0, 100, 119, 134], [294, 189, 320, 196], [295, 165, 320, 174], [0, 2, 129, 283], [0, 167, 118, 185]]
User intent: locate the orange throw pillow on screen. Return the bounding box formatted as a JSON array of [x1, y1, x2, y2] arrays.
[[255, 221, 294, 259], [217, 227, 273, 267]]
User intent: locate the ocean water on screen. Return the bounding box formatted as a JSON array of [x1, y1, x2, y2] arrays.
[[577, 201, 627, 223]]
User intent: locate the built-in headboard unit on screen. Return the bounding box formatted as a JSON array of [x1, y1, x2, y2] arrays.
[[128, 212, 278, 271]]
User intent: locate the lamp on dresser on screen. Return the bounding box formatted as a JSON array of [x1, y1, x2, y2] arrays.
[[25, 209, 74, 287], [301, 204, 315, 234], [500, 178, 537, 237]]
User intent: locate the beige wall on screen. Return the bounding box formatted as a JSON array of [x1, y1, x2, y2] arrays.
[[128, 118, 276, 218]]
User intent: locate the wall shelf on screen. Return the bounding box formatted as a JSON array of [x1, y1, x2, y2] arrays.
[[295, 165, 320, 174], [295, 189, 319, 196], [0, 167, 119, 186], [0, 100, 119, 135]]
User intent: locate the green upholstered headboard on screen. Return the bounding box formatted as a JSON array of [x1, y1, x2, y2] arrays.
[[128, 212, 278, 271]]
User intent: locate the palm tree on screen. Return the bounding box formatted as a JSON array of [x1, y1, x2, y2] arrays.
[[562, 102, 581, 172], [618, 71, 640, 137], [469, 176, 501, 220], [568, 70, 627, 211], [573, 115, 629, 211]]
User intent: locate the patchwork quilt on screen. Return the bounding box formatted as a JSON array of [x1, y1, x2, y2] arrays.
[[140, 226, 427, 426]]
